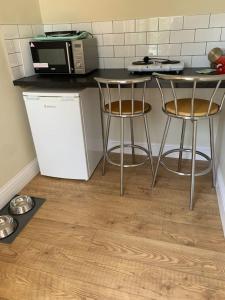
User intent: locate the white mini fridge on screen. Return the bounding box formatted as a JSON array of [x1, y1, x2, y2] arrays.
[[23, 89, 103, 180]]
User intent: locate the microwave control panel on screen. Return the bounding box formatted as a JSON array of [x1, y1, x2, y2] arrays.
[[72, 38, 98, 74], [72, 41, 85, 73]]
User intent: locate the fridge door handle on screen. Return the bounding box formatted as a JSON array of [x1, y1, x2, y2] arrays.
[[44, 104, 57, 108]]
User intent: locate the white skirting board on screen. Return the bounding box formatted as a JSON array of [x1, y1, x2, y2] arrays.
[[216, 167, 225, 237], [0, 159, 39, 210]]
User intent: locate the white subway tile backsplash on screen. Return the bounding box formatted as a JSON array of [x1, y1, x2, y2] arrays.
[[195, 28, 221, 42], [170, 30, 195, 43], [98, 58, 105, 69], [11, 65, 25, 80], [170, 56, 192, 67], [98, 46, 114, 57], [103, 34, 124, 45], [221, 28, 225, 41], [103, 57, 124, 68], [181, 43, 206, 55], [180, 56, 192, 67], [19, 38, 35, 76], [159, 16, 183, 31], [1, 25, 19, 39], [158, 44, 181, 56], [136, 18, 158, 32], [125, 32, 146, 45], [147, 31, 170, 44], [18, 25, 33, 38], [4, 12, 225, 74], [124, 57, 142, 67], [92, 21, 112, 34], [114, 45, 135, 57], [210, 13, 225, 27], [44, 24, 53, 32], [52, 24, 72, 31], [93, 34, 104, 46], [136, 45, 157, 57], [206, 42, 225, 53], [5, 39, 21, 54], [72, 23, 92, 33], [113, 20, 135, 33], [32, 25, 44, 36], [192, 56, 210, 67], [8, 53, 23, 67], [183, 15, 210, 29]]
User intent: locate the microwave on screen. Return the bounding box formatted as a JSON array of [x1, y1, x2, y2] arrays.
[[30, 38, 98, 74]]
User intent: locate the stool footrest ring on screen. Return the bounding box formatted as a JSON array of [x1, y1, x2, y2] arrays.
[[160, 148, 212, 177], [106, 144, 149, 168]]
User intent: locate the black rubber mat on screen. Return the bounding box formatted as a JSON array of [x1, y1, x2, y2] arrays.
[[0, 196, 46, 244]]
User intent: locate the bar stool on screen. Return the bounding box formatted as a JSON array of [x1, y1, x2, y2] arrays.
[[152, 73, 225, 210], [95, 77, 154, 195]]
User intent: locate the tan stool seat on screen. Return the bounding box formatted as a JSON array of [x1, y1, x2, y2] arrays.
[[105, 100, 151, 115], [165, 98, 219, 117]]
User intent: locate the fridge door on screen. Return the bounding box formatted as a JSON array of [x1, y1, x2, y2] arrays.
[[24, 94, 89, 180], [79, 88, 103, 177]]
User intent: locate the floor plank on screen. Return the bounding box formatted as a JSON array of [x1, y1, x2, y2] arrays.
[[4, 238, 225, 300], [0, 261, 147, 300], [0, 156, 224, 299]]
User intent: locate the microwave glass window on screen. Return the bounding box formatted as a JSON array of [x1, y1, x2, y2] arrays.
[[38, 49, 66, 65]]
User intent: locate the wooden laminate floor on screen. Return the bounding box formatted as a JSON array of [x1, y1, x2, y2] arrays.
[[0, 156, 225, 300]]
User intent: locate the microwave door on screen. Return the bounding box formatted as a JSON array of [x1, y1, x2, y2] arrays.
[[30, 41, 73, 74]]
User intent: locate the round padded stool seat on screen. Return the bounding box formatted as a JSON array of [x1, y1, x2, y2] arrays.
[[105, 100, 151, 115], [165, 98, 219, 117]]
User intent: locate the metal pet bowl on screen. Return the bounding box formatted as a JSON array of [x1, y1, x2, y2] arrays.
[[0, 215, 17, 239], [9, 195, 34, 215]]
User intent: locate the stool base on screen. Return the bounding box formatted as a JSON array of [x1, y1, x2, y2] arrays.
[[160, 148, 212, 177]]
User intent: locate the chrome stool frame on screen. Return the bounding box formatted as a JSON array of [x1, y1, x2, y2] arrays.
[[152, 73, 225, 210], [95, 76, 154, 196]]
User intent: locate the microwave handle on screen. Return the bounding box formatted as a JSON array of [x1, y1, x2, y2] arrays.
[[66, 42, 72, 74]]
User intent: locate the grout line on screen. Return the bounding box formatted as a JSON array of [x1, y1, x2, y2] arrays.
[[220, 27, 222, 41], [208, 13, 211, 28], [169, 30, 171, 43], [194, 29, 197, 42]]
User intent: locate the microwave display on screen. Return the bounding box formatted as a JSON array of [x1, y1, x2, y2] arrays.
[[38, 49, 66, 65]]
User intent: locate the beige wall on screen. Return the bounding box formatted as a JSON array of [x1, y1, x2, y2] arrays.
[[0, 1, 42, 187], [39, 0, 225, 23], [0, 0, 42, 24]]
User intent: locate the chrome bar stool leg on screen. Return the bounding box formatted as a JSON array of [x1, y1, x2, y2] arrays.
[[152, 116, 171, 187], [120, 118, 124, 196], [130, 118, 135, 163], [99, 91, 106, 172], [95, 76, 152, 196], [102, 115, 111, 176], [100, 109, 105, 174], [209, 118, 216, 188], [190, 120, 197, 210], [178, 119, 186, 171], [143, 115, 154, 177]]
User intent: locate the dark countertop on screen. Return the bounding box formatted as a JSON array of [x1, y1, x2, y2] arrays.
[[13, 68, 224, 89]]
